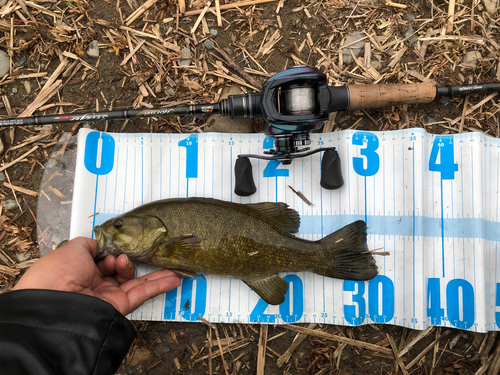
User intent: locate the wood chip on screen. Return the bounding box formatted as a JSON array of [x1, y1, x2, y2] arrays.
[[406, 330, 451, 370], [125, 0, 158, 26], [3, 182, 38, 196], [288, 185, 314, 206], [121, 40, 146, 66], [283, 325, 393, 355], [0, 264, 20, 277], [182, 0, 277, 16], [48, 186, 66, 200], [256, 325, 268, 375], [191, 1, 211, 34], [277, 323, 316, 367], [0, 145, 39, 172]]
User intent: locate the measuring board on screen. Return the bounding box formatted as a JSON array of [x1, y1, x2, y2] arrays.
[[69, 127, 500, 332]]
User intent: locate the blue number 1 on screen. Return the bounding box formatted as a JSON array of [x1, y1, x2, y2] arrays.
[[178, 134, 198, 178]]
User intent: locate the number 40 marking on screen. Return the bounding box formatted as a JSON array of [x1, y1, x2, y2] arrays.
[[429, 136, 458, 180]]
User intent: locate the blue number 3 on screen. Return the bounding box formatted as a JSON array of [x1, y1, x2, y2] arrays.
[[352, 132, 380, 176]]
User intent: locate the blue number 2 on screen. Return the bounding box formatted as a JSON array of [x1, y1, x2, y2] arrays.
[[263, 136, 289, 178], [352, 132, 380, 176]]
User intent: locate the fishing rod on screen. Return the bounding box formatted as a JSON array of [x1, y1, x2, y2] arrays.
[[2, 66, 500, 196]]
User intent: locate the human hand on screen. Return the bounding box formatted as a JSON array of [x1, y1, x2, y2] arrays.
[[13, 236, 181, 316]]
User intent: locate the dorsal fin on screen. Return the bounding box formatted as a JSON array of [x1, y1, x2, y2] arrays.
[[245, 202, 300, 233]]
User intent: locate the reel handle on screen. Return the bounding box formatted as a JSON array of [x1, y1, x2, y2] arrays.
[[348, 82, 436, 110], [234, 157, 257, 197], [320, 149, 344, 190]]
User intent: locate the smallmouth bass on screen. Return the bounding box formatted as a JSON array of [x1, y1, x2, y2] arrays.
[[94, 197, 378, 305]]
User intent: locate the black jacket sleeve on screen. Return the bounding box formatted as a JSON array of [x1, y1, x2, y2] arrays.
[[0, 289, 137, 375]]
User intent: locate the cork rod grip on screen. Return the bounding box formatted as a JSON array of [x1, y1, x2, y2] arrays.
[[348, 82, 437, 110]]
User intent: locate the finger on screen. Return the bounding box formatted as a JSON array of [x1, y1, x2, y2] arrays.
[[67, 236, 98, 258], [96, 255, 117, 277], [125, 275, 181, 313], [120, 269, 179, 293], [113, 254, 136, 284]]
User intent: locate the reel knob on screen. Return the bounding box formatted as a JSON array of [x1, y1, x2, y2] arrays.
[[320, 149, 344, 190], [234, 157, 257, 196]]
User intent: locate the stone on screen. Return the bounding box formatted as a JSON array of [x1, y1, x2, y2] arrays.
[[0, 171, 5, 182], [86, 40, 99, 58], [129, 77, 138, 90], [181, 47, 192, 58], [0, 49, 10, 78], [46, 158, 58, 169], [2, 199, 18, 210], [462, 51, 482, 68], [407, 14, 416, 22], [15, 55, 26, 67], [178, 59, 191, 66], [23, 81, 31, 95], [341, 33, 365, 65], [424, 115, 437, 125], [483, 0, 498, 13], [11, 87, 17, 94], [405, 25, 418, 46], [16, 252, 31, 262], [210, 29, 218, 36], [56, 19, 69, 27], [370, 60, 382, 71], [163, 85, 175, 96], [0, 0, 7, 6], [203, 39, 215, 50]]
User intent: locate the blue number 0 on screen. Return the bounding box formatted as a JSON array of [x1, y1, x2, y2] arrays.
[[84, 132, 115, 175], [352, 132, 380, 176]]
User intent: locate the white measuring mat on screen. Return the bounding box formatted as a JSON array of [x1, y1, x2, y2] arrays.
[[70, 128, 500, 332]]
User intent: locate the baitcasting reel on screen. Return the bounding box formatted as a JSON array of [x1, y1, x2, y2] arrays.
[[219, 66, 347, 196]]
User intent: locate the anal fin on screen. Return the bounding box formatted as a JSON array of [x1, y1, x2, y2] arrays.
[[243, 275, 289, 305]]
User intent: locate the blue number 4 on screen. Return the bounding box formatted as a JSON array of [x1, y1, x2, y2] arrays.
[[429, 136, 458, 180]]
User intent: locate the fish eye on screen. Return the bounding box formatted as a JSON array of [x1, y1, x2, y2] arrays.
[[113, 219, 123, 229]]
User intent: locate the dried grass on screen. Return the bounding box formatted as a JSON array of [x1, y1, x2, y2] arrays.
[[0, 0, 499, 372]]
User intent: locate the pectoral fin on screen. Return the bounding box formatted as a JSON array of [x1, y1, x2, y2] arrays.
[[170, 269, 200, 278], [158, 235, 202, 262], [243, 275, 289, 305]]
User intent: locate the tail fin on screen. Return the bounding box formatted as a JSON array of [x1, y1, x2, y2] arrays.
[[316, 220, 378, 280]]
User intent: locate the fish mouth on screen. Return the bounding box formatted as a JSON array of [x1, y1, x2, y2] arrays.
[[93, 226, 123, 261]]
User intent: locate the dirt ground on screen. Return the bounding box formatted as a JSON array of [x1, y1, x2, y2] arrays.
[[0, 0, 499, 373]]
